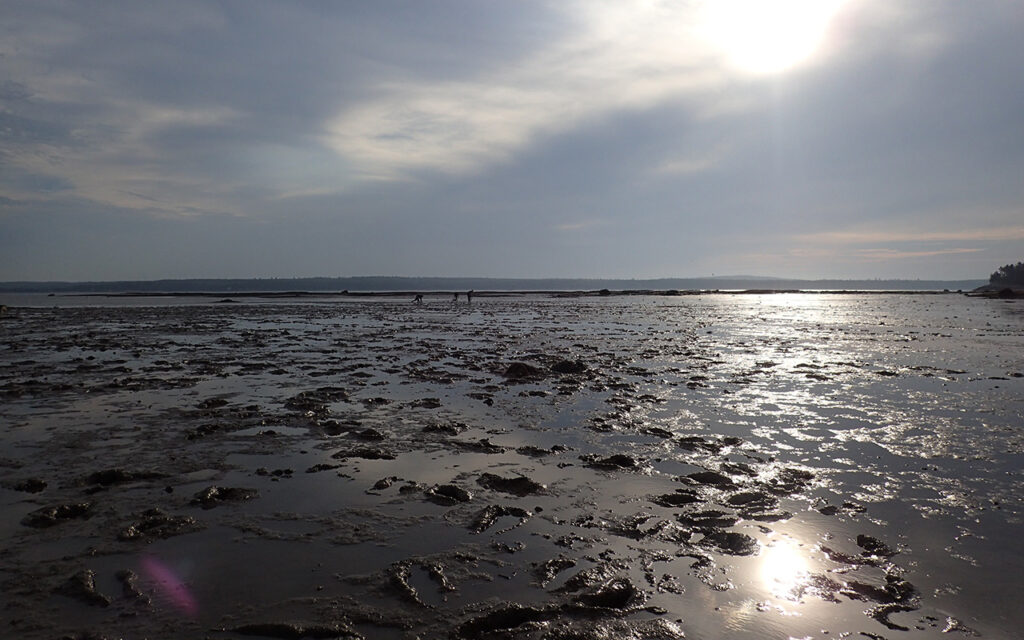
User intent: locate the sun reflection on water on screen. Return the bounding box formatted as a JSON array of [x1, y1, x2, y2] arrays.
[[760, 539, 811, 600]]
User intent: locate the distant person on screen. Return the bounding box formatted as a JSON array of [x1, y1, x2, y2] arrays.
[[452, 292, 459, 302], [413, 294, 423, 304], [467, 290, 473, 303]]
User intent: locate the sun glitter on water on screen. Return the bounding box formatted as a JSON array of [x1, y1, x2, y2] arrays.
[[760, 539, 811, 599], [700, 0, 846, 75]]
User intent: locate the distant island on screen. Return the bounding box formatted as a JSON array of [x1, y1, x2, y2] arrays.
[[970, 261, 1024, 298], [0, 275, 988, 295], [989, 262, 1024, 286]]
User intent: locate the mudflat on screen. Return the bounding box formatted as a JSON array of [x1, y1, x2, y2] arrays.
[[1, 294, 1021, 639]]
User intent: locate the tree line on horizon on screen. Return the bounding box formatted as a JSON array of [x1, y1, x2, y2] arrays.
[[989, 262, 1024, 286]]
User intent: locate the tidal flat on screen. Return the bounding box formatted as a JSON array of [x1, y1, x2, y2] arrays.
[[1, 293, 1022, 639]]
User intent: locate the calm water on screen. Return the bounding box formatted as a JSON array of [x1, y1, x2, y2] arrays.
[[1, 293, 1021, 639]]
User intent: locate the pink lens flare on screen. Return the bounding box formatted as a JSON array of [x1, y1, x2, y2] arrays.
[[141, 555, 198, 616]]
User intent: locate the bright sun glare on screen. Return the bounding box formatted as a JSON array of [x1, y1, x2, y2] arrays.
[[701, 0, 846, 75], [760, 540, 811, 598]]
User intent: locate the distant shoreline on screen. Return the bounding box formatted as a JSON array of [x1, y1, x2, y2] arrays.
[[56, 288, 976, 299], [0, 275, 989, 295]]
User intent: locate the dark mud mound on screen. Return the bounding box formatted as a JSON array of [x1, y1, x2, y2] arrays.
[[817, 501, 866, 516], [427, 484, 474, 505], [331, 447, 395, 460], [284, 387, 348, 417], [582, 454, 639, 470], [684, 470, 735, 487], [544, 619, 687, 639], [5, 477, 47, 493], [22, 502, 93, 528], [570, 577, 645, 611], [386, 560, 458, 606], [306, 463, 343, 474], [725, 490, 778, 509], [81, 468, 167, 486], [319, 419, 360, 436], [115, 569, 150, 604], [55, 570, 111, 607], [725, 490, 787, 520], [471, 504, 531, 533], [369, 476, 400, 491], [456, 604, 553, 639], [503, 362, 545, 380], [477, 472, 546, 496], [454, 579, 676, 640], [118, 508, 201, 541], [454, 438, 508, 454], [698, 530, 759, 556], [534, 557, 576, 586], [651, 490, 700, 507], [763, 467, 815, 495], [351, 427, 385, 441], [856, 534, 897, 559], [807, 533, 922, 630], [551, 360, 588, 375], [676, 509, 738, 530], [190, 486, 259, 509], [423, 421, 467, 436], [677, 435, 742, 453]]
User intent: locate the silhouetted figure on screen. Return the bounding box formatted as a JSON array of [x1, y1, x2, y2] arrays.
[[467, 290, 473, 303], [452, 292, 459, 302], [413, 294, 424, 304]]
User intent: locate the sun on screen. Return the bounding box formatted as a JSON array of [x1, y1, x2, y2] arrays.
[[700, 0, 846, 75]]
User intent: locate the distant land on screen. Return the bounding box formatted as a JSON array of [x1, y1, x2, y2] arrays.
[[0, 276, 988, 294]]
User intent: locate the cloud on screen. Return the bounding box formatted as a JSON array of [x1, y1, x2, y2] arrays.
[[325, 2, 734, 180], [1, 2, 367, 215], [2, 1, 1022, 281], [796, 225, 1024, 245], [852, 247, 985, 260], [648, 143, 732, 177], [554, 219, 609, 233], [735, 246, 987, 280]]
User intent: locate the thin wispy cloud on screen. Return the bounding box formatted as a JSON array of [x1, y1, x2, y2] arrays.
[[853, 247, 985, 260], [796, 225, 1024, 245], [649, 143, 732, 178], [554, 219, 609, 233]]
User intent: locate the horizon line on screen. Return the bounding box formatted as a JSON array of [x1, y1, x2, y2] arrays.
[[0, 274, 991, 285]]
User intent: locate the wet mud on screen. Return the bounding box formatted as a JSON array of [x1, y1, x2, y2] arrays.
[[0, 294, 1021, 638]]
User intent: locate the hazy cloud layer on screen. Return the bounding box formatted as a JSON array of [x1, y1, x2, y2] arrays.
[[1, 0, 1022, 280]]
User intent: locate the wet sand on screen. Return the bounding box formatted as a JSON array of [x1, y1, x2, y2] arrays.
[[1, 294, 1022, 639]]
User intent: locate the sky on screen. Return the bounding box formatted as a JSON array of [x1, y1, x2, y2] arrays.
[[2, 0, 1023, 282]]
